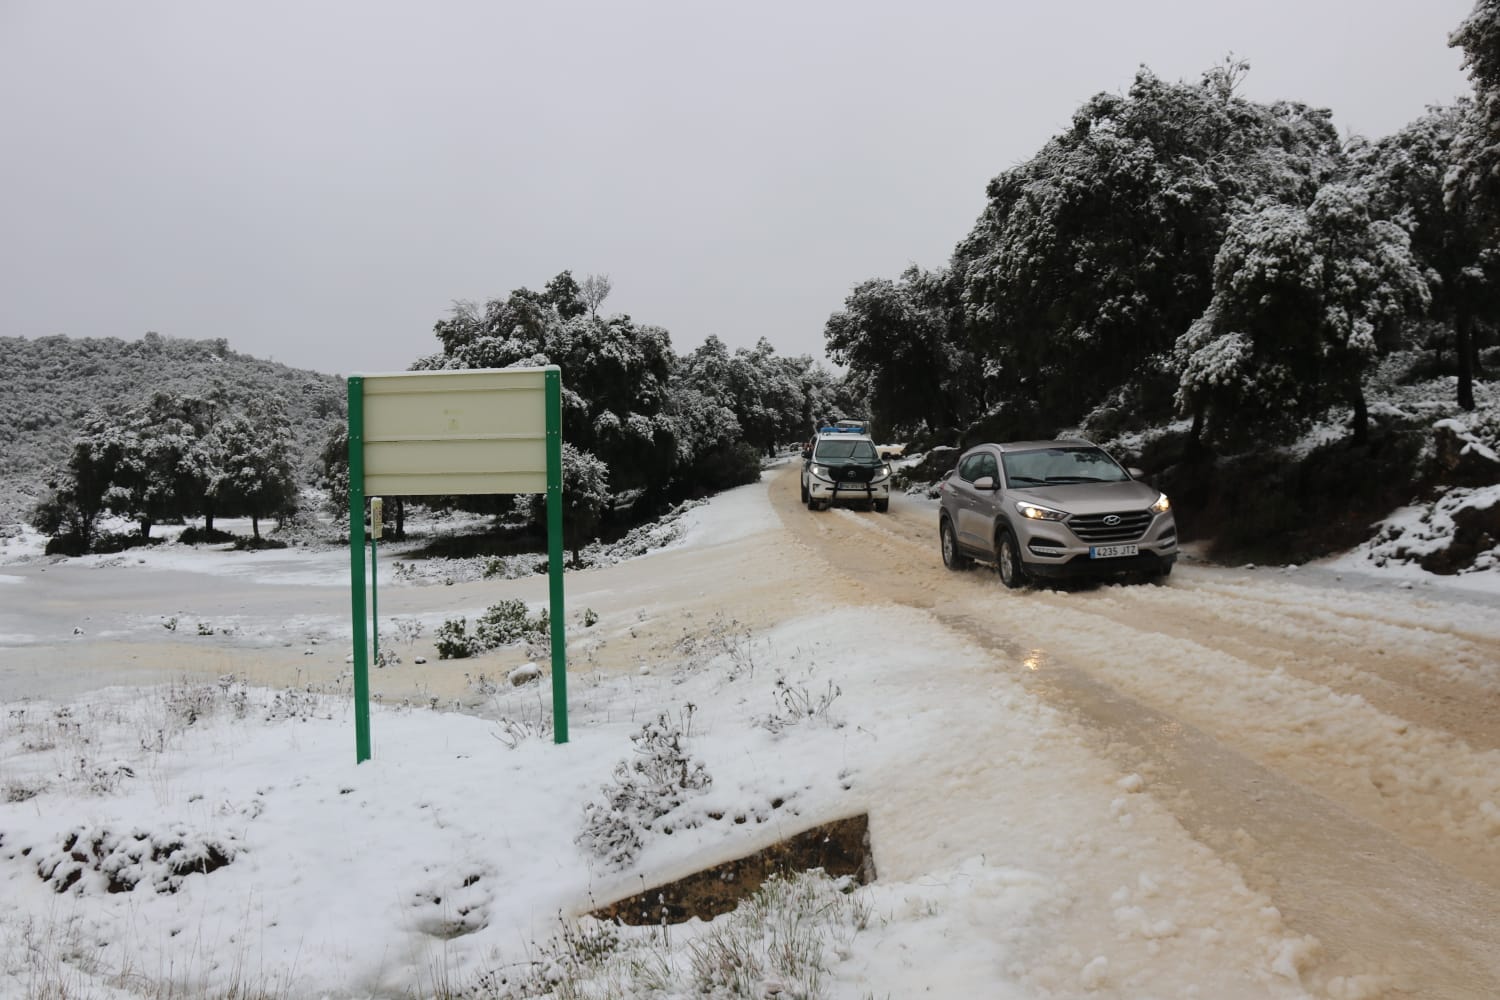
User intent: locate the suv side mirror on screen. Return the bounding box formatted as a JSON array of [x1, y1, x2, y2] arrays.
[[1127, 467, 1145, 480], [802, 447, 812, 460], [972, 475, 997, 491]]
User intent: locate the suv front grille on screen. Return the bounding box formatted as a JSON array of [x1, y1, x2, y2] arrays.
[[829, 464, 874, 483], [1068, 510, 1153, 543]]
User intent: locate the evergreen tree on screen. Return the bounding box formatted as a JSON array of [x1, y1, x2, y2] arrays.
[[208, 408, 299, 540], [954, 64, 1342, 431], [28, 410, 126, 554], [1448, 1, 1500, 234], [1176, 186, 1428, 449], [824, 266, 974, 435], [1352, 104, 1499, 410]]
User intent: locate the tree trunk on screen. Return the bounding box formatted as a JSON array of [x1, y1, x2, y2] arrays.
[[395, 498, 406, 540], [1456, 308, 1475, 412], [1350, 381, 1369, 445], [251, 514, 261, 540], [1184, 403, 1207, 462], [204, 509, 215, 533], [139, 517, 153, 539]]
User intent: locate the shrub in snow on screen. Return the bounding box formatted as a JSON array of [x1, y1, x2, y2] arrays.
[[464, 871, 869, 999], [508, 662, 542, 687], [437, 600, 550, 659], [578, 709, 711, 869], [435, 617, 478, 659], [34, 825, 237, 895], [4, 778, 47, 803], [467, 920, 624, 999], [393, 616, 424, 648], [757, 677, 844, 734], [476, 599, 548, 648], [263, 687, 333, 722]]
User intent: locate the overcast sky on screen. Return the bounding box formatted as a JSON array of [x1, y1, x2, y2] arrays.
[[0, 1, 1478, 377]]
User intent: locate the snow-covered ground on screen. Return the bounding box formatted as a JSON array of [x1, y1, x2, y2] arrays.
[[0, 472, 1495, 999]]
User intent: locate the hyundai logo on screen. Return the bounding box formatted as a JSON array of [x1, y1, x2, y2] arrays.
[[1103, 515, 1122, 526]]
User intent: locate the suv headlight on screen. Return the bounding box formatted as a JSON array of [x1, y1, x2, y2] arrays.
[[871, 464, 891, 483], [1016, 501, 1067, 521], [1150, 492, 1171, 514], [811, 465, 832, 482]]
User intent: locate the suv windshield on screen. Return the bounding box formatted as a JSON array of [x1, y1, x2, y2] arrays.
[[1002, 446, 1129, 486], [815, 439, 878, 462]]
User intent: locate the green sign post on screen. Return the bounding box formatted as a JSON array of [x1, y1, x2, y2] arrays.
[[346, 366, 567, 763]]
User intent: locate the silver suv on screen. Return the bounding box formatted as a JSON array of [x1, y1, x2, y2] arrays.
[[937, 439, 1176, 586]]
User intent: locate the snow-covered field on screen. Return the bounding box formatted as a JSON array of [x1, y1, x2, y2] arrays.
[[0, 472, 1495, 999]]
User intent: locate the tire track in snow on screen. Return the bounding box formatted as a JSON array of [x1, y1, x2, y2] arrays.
[[769, 464, 1500, 998]]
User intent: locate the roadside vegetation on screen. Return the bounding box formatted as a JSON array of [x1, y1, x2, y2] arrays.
[[827, 19, 1500, 565]]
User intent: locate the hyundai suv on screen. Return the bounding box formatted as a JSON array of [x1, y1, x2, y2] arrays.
[[801, 425, 892, 512], [937, 439, 1176, 586]]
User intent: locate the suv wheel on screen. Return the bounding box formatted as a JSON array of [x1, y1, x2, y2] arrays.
[[874, 499, 889, 513], [940, 518, 971, 570], [996, 528, 1028, 589], [800, 478, 809, 505]]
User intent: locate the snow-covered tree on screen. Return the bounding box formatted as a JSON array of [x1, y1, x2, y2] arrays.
[[419, 287, 679, 500], [955, 64, 1343, 431], [28, 410, 127, 554], [1176, 185, 1429, 448], [207, 408, 299, 540], [108, 392, 219, 539], [579, 273, 612, 318], [1448, 1, 1500, 235], [515, 444, 609, 564], [824, 266, 977, 436], [1352, 104, 1499, 410], [675, 336, 816, 455]]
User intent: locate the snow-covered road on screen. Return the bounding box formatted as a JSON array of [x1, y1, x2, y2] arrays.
[[770, 466, 1500, 998]]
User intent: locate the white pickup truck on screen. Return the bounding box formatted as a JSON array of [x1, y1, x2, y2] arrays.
[[799, 424, 892, 512]]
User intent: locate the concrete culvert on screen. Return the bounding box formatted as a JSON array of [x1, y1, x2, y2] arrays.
[[590, 814, 875, 926]]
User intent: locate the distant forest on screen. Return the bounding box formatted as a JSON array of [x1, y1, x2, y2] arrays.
[[0, 333, 344, 526]]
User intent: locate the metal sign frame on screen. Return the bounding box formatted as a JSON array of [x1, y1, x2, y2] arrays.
[[346, 366, 567, 763]]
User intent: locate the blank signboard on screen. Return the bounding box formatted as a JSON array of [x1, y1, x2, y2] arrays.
[[358, 368, 549, 496]]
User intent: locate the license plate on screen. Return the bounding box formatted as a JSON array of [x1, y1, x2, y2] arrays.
[[1090, 544, 1138, 559], [837, 483, 867, 490]]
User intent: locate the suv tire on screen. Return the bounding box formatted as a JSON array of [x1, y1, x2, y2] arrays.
[[874, 499, 889, 513], [940, 518, 971, 570], [800, 479, 810, 505], [996, 528, 1028, 589]]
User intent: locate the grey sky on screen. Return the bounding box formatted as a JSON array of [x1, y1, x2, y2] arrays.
[[1, 1, 1477, 377]]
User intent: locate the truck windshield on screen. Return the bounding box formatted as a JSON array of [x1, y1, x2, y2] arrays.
[[816, 439, 878, 462]]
